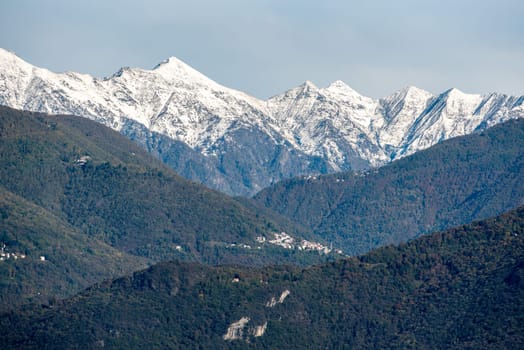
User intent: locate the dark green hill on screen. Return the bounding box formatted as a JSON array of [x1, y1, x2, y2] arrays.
[[0, 187, 149, 311], [2, 206, 522, 349], [0, 105, 316, 260], [0, 106, 332, 310], [254, 119, 524, 255]]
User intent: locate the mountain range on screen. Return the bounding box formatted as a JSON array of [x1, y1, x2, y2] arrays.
[[254, 118, 524, 255], [1, 48, 523, 195], [0, 106, 336, 311], [1, 48, 523, 349], [1, 105, 522, 314]]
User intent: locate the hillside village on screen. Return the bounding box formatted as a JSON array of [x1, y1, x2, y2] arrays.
[[0, 242, 45, 262], [258, 232, 343, 255]]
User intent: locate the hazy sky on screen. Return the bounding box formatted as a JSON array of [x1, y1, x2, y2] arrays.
[[1, 0, 523, 99]]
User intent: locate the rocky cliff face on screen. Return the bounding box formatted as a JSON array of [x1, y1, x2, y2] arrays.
[[1, 48, 522, 195]]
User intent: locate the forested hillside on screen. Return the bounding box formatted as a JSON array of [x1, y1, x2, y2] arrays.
[[0, 187, 149, 310], [0, 106, 331, 310], [254, 119, 524, 255], [2, 206, 522, 349]]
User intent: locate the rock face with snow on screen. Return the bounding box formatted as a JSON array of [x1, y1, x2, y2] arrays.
[[1, 48, 523, 195]]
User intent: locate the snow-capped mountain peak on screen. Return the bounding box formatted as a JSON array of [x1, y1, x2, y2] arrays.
[[0, 48, 19, 63], [0, 48, 38, 80], [382, 86, 433, 105], [153, 56, 190, 70], [401, 86, 433, 100], [0, 49, 522, 195], [295, 80, 319, 96], [0, 49, 42, 110], [436, 88, 483, 118], [300, 80, 318, 89], [324, 80, 364, 99], [442, 87, 481, 104], [321, 80, 376, 113], [152, 56, 217, 86]]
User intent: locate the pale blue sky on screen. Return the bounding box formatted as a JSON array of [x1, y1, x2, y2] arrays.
[[1, 0, 523, 98]]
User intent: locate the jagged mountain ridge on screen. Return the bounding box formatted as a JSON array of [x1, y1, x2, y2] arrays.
[[1, 48, 523, 195]]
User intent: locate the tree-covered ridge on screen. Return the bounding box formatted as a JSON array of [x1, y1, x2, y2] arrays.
[[0, 105, 323, 259], [0, 187, 149, 311], [0, 106, 274, 254], [254, 118, 524, 255], [2, 206, 522, 349], [0, 106, 331, 310]]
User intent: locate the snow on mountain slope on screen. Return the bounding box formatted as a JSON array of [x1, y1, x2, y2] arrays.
[[399, 88, 484, 156], [1, 48, 523, 195], [397, 89, 523, 158], [267, 80, 385, 170], [0, 48, 274, 149], [378, 86, 434, 152]]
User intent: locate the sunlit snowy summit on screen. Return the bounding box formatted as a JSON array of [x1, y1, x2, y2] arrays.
[[1, 48, 523, 195]]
